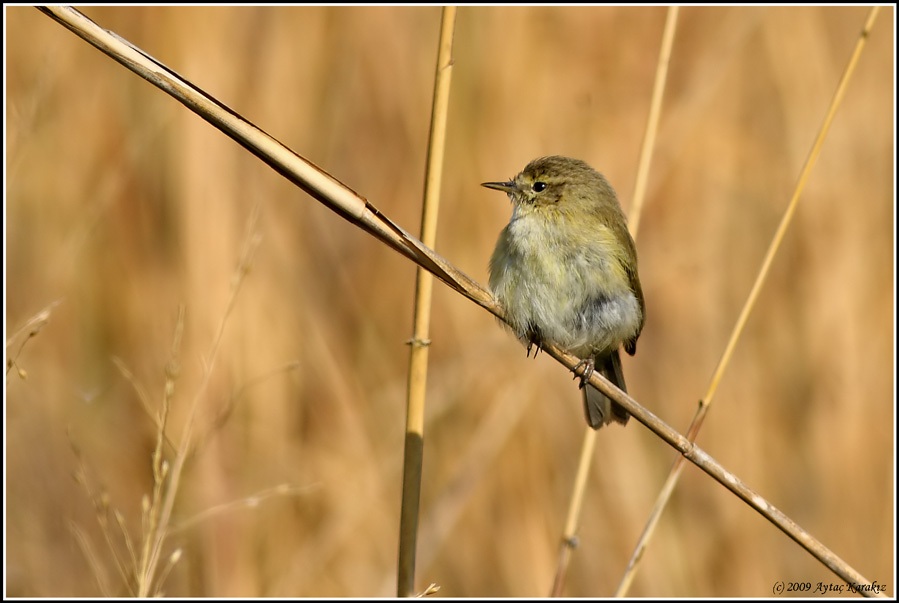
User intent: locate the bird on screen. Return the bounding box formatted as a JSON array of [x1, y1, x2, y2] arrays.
[[483, 155, 645, 429]]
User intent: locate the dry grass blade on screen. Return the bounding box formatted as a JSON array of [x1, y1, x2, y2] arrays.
[[200, 361, 301, 443], [615, 6, 884, 596], [110, 357, 156, 427], [135, 211, 260, 596], [70, 521, 114, 597], [551, 6, 678, 596], [628, 6, 678, 239], [398, 6, 457, 598], [415, 583, 441, 597], [135, 307, 184, 596], [110, 357, 179, 462], [6, 299, 61, 379], [69, 440, 133, 596], [170, 483, 318, 534]]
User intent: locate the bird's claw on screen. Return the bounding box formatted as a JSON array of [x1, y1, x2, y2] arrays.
[[573, 358, 595, 389], [526, 338, 543, 359]]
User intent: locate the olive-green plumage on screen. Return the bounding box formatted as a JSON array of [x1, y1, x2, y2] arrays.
[[483, 156, 645, 429]]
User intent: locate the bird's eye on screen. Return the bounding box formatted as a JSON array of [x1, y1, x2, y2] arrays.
[[533, 182, 547, 192]]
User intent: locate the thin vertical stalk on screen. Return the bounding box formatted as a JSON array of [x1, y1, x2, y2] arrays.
[[628, 6, 678, 239], [550, 6, 679, 596], [615, 6, 881, 595], [397, 6, 457, 598]]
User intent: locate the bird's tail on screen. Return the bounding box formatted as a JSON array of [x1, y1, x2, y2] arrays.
[[582, 350, 630, 429]]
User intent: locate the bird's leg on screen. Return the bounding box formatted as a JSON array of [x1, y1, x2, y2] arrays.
[[573, 357, 595, 389]]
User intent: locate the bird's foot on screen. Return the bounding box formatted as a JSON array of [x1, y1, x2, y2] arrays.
[[573, 357, 595, 389], [526, 335, 543, 359]]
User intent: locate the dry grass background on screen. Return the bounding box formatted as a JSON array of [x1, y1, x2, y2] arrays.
[[4, 5, 894, 598]]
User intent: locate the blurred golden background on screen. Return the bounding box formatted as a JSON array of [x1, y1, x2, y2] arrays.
[[5, 5, 894, 598]]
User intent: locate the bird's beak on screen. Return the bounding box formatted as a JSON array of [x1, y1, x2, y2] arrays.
[[481, 180, 517, 194]]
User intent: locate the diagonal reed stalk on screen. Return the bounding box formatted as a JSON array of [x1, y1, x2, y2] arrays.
[[36, 6, 884, 597], [614, 6, 882, 596], [550, 6, 679, 596], [397, 6, 457, 598]]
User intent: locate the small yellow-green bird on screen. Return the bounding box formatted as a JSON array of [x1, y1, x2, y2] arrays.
[[483, 156, 645, 429]]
